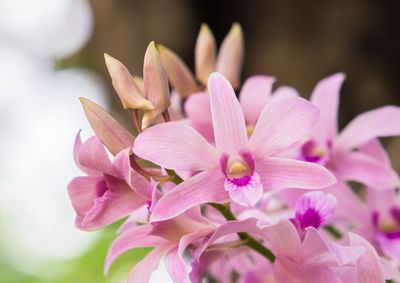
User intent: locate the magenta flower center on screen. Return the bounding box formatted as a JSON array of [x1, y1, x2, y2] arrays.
[[296, 208, 323, 230], [230, 175, 251, 186]]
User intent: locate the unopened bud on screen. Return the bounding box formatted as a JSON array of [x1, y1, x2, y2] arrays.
[[80, 97, 135, 155], [142, 42, 171, 129], [158, 44, 199, 99], [215, 23, 244, 89], [104, 53, 154, 110], [195, 23, 217, 85]]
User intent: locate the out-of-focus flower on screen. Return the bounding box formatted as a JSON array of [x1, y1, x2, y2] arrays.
[[300, 73, 400, 189]]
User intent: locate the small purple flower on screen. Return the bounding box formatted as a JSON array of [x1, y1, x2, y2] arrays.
[[294, 191, 338, 232]]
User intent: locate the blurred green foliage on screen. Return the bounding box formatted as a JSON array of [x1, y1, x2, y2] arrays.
[[0, 221, 151, 283]]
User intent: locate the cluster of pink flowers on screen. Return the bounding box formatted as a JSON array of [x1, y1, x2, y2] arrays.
[[68, 23, 400, 282]]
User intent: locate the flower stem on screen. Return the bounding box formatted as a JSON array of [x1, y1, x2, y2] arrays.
[[208, 203, 275, 263]]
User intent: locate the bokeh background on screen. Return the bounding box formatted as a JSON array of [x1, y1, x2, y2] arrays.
[[1, 0, 400, 282]]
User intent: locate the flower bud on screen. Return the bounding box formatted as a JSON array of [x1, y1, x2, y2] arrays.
[[215, 23, 244, 89], [142, 41, 171, 129], [104, 53, 154, 110], [158, 44, 199, 98], [195, 23, 217, 85], [80, 97, 135, 155]]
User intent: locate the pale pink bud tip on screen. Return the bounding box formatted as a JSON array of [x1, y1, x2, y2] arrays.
[[195, 23, 217, 85], [142, 41, 171, 129], [216, 22, 244, 89]]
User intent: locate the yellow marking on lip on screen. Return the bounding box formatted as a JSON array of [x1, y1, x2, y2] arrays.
[[229, 161, 247, 174], [379, 219, 398, 233], [246, 125, 254, 136], [312, 148, 325, 157]]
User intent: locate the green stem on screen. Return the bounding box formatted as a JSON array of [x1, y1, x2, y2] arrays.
[[165, 169, 183, 185], [208, 203, 275, 263]]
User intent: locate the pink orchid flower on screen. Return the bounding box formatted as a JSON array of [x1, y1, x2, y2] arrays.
[[356, 188, 400, 263], [184, 75, 299, 143], [68, 132, 150, 231], [133, 72, 336, 221], [189, 218, 271, 283], [300, 73, 400, 189], [260, 192, 366, 283], [105, 208, 215, 283]]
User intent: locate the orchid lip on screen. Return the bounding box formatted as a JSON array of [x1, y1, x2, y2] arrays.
[[229, 175, 251, 186]]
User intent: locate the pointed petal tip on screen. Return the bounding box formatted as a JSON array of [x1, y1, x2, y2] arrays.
[[141, 113, 152, 130], [143, 40, 171, 125], [157, 44, 167, 53], [146, 41, 157, 54], [103, 53, 155, 111], [200, 23, 211, 33], [103, 53, 117, 67], [231, 22, 243, 32]]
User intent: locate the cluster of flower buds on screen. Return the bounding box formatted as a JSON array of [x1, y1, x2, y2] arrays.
[[68, 23, 400, 283]]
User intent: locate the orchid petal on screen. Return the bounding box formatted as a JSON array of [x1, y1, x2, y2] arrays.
[[80, 98, 135, 155], [358, 139, 391, 166], [133, 122, 219, 171], [195, 24, 216, 85], [260, 219, 301, 260], [179, 227, 215, 262], [184, 92, 214, 142], [334, 151, 399, 189], [117, 206, 149, 233], [76, 136, 115, 176], [208, 72, 247, 154], [184, 92, 211, 124], [165, 247, 190, 283], [71, 175, 145, 231], [249, 97, 319, 157], [68, 176, 105, 219], [150, 169, 228, 222], [158, 44, 199, 98], [349, 233, 386, 283], [301, 228, 365, 266], [336, 105, 400, 150], [239, 75, 275, 126], [190, 250, 223, 283], [128, 243, 175, 283], [105, 224, 164, 274], [73, 132, 101, 176], [310, 73, 345, 145], [295, 191, 337, 230], [256, 157, 336, 191], [216, 23, 244, 89], [142, 41, 171, 129], [271, 86, 300, 101], [196, 218, 260, 259], [224, 173, 263, 207], [274, 257, 341, 283]]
